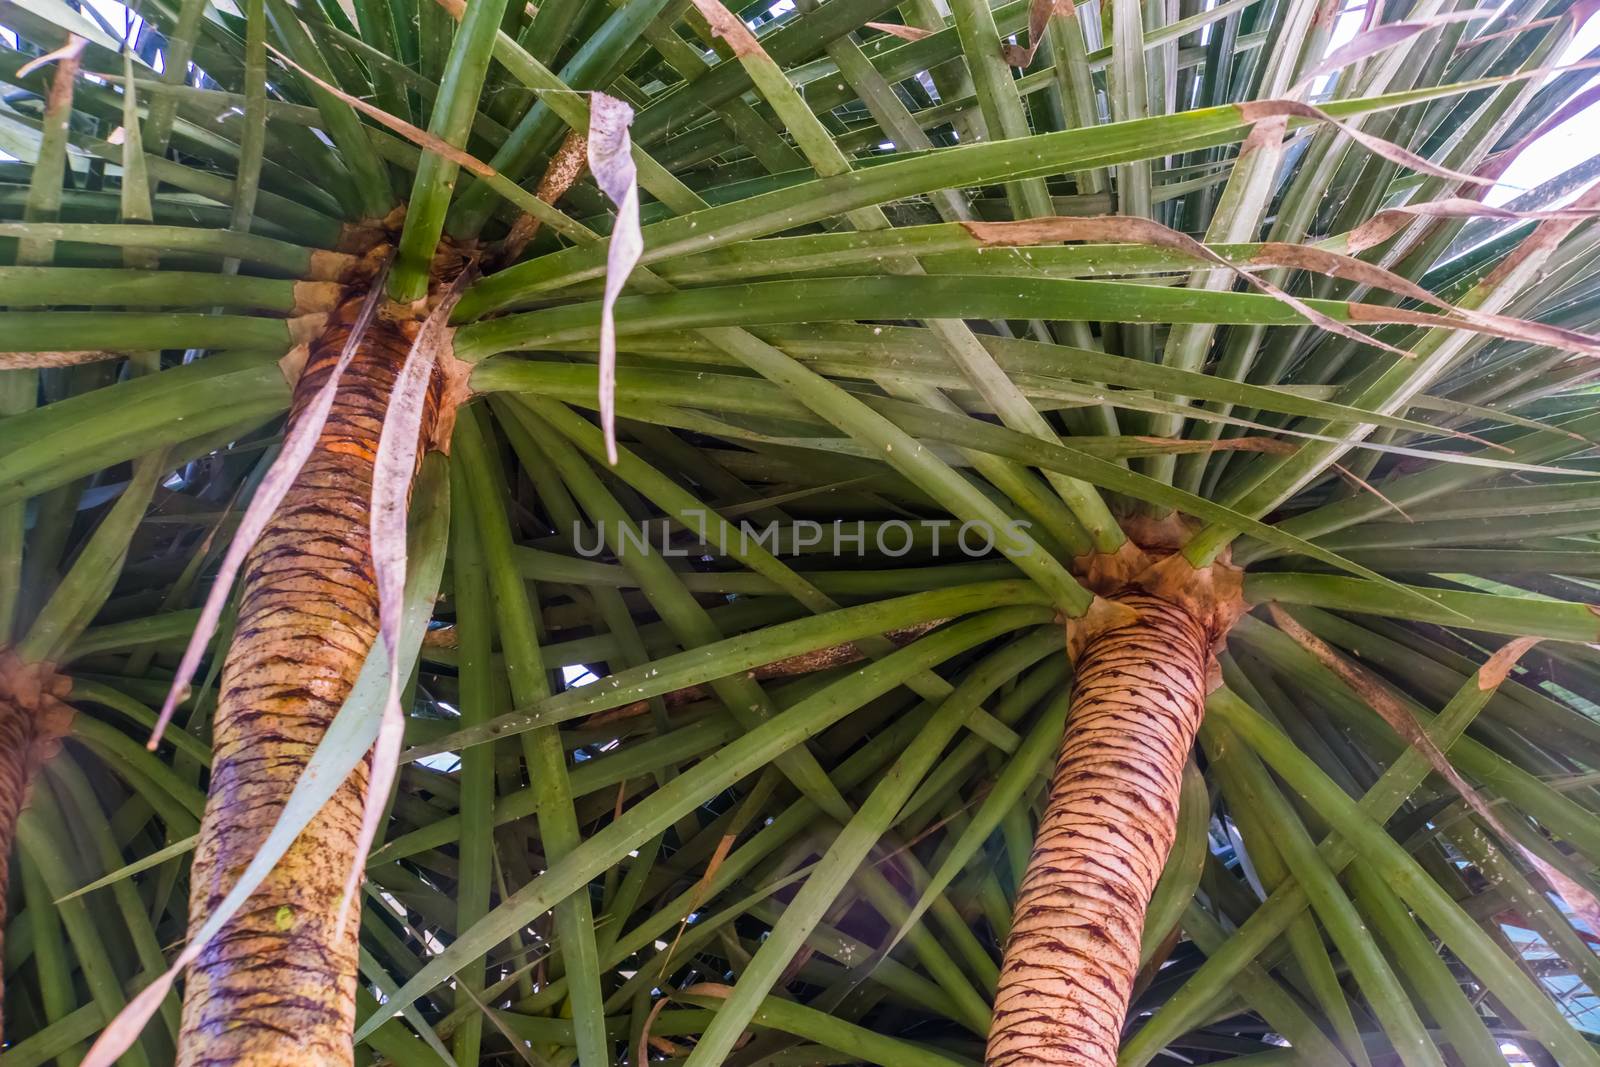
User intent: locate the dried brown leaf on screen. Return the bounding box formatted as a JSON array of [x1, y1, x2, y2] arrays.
[[864, 20, 934, 41], [1000, 0, 1075, 67], [1478, 636, 1541, 690], [266, 44, 497, 178], [1343, 301, 1600, 358], [1347, 195, 1600, 253], [635, 996, 672, 1067], [965, 215, 1600, 356], [1246, 242, 1600, 357], [1238, 99, 1497, 188], [1481, 181, 1600, 293], [16, 35, 85, 79], [680, 982, 736, 997], [963, 215, 1416, 357], [1330, 462, 1412, 521], [1270, 606, 1600, 939], [691, 0, 765, 57], [657, 831, 738, 976], [1483, 82, 1600, 181], [1299, 10, 1497, 82]]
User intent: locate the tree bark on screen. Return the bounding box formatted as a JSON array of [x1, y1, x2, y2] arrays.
[[986, 593, 1210, 1067], [176, 291, 440, 1067], [0, 653, 72, 1042]]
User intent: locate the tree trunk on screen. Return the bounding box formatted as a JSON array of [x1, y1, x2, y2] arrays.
[[986, 593, 1210, 1067], [176, 290, 440, 1067], [0, 653, 72, 1041]]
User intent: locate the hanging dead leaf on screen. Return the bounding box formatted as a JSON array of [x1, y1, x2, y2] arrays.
[[587, 93, 643, 465], [336, 261, 476, 935]]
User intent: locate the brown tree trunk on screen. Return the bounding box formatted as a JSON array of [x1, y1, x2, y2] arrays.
[[0, 653, 72, 1042], [176, 290, 440, 1067], [986, 593, 1210, 1067], [0, 701, 27, 1043]]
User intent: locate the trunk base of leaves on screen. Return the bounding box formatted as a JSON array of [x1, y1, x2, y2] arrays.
[[176, 223, 455, 1067], [987, 520, 1243, 1067], [0, 651, 73, 1041]]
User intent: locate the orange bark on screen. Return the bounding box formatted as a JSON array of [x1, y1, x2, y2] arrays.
[[176, 292, 441, 1067], [986, 594, 1211, 1067]]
